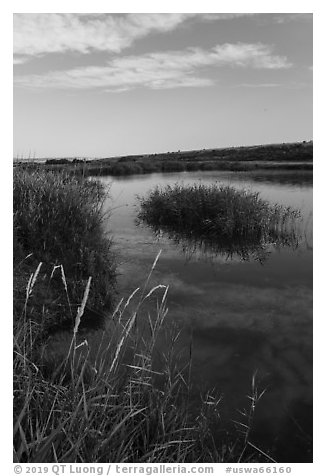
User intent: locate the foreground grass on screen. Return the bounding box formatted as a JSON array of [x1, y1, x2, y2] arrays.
[[13, 264, 197, 463], [138, 183, 300, 261], [14, 257, 271, 463]]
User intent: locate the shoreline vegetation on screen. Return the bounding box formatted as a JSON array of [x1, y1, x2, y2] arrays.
[[14, 169, 116, 328], [13, 155, 307, 462], [14, 141, 313, 177]]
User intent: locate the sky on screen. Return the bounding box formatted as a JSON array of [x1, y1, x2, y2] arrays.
[[13, 12, 313, 158]]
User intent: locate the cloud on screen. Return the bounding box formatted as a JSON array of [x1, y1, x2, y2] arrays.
[[211, 43, 289, 68], [14, 43, 291, 92], [13, 13, 190, 59], [13, 13, 259, 63], [13, 56, 28, 65]]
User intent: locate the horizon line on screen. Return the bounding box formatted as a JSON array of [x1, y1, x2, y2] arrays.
[[13, 139, 313, 161]]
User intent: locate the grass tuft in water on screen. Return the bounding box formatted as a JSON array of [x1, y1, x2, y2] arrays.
[[137, 183, 301, 260]]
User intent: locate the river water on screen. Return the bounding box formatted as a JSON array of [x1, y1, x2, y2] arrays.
[[100, 169, 313, 461]]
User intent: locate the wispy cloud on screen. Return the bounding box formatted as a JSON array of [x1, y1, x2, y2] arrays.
[[13, 13, 259, 63], [211, 43, 291, 69], [14, 12, 310, 64], [14, 43, 292, 92], [13, 13, 189, 59], [13, 56, 29, 65]]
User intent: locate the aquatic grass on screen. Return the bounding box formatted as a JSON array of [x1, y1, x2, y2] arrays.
[[137, 183, 301, 260]]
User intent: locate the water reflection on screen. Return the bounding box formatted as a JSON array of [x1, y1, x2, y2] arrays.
[[137, 211, 302, 264], [249, 171, 313, 187], [151, 228, 302, 264]]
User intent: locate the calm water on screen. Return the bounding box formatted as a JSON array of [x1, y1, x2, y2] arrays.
[[98, 169, 313, 462]]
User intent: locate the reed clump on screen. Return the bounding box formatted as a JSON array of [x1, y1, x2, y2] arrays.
[[138, 183, 301, 260], [13, 168, 116, 321]]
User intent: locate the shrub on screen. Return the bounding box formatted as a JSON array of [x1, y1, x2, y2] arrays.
[[45, 158, 70, 165], [110, 162, 143, 175], [161, 161, 186, 172], [139, 161, 161, 173]]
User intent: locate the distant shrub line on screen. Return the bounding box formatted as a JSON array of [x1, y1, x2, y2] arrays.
[[44, 159, 311, 178], [29, 141, 312, 178]]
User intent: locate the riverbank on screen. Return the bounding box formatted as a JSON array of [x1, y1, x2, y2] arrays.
[[14, 141, 313, 177]]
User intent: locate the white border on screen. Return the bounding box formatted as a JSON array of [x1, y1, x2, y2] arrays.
[[3, 2, 321, 473]]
